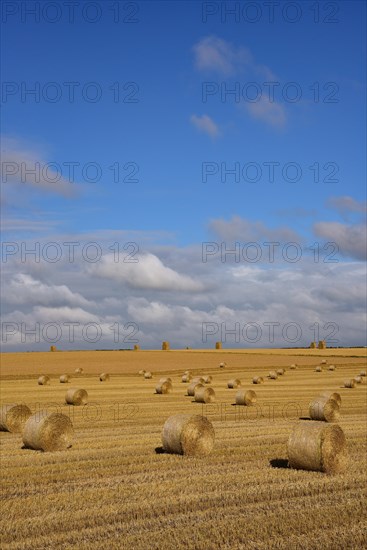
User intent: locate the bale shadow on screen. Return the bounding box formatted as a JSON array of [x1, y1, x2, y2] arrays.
[[155, 446, 166, 454], [270, 458, 289, 469], [299, 416, 312, 420]]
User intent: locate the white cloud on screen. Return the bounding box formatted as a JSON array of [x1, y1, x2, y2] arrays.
[[88, 252, 204, 292], [327, 196, 367, 215], [314, 221, 367, 261], [193, 36, 252, 76], [245, 96, 286, 128], [209, 215, 301, 243], [190, 114, 220, 138]]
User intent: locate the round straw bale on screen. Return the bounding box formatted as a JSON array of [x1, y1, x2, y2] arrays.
[[360, 370, 366, 377], [65, 388, 88, 406], [138, 369, 146, 375], [219, 362, 226, 368], [203, 375, 212, 384], [309, 396, 340, 422], [23, 412, 74, 452], [315, 366, 322, 372], [182, 374, 191, 383], [290, 364, 297, 370], [144, 371, 152, 379], [268, 371, 278, 379], [159, 377, 172, 385], [276, 368, 285, 375], [74, 368, 83, 374], [344, 379, 355, 388], [194, 386, 216, 404], [354, 376, 363, 384], [38, 375, 50, 386], [227, 378, 241, 389], [162, 414, 215, 456], [184, 370, 190, 375], [252, 376, 264, 384], [99, 373, 110, 382], [320, 391, 342, 407], [328, 365, 335, 371], [0, 404, 32, 433], [192, 377, 205, 384], [187, 382, 204, 397], [155, 381, 173, 394], [287, 421, 348, 474], [235, 389, 257, 406], [59, 374, 69, 383], [321, 359, 327, 364]]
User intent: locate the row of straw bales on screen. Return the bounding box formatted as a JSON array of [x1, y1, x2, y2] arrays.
[[39, 373, 109, 385]]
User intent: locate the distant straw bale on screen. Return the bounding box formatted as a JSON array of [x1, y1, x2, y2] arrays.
[[318, 341, 326, 349], [59, 375, 69, 383], [360, 370, 366, 377], [309, 396, 340, 422], [50, 345, 57, 352], [276, 369, 285, 376], [219, 362, 226, 368], [227, 379, 241, 389], [235, 389, 257, 406], [215, 342, 222, 349], [162, 341, 170, 350], [156, 381, 173, 394], [187, 382, 204, 397], [65, 388, 88, 406], [344, 379, 355, 388], [268, 371, 278, 379], [100, 373, 110, 382], [38, 375, 50, 386], [194, 386, 216, 404], [252, 376, 264, 384], [159, 377, 172, 385], [328, 365, 336, 371], [0, 404, 32, 433], [320, 391, 342, 407], [315, 366, 322, 372], [287, 421, 348, 474], [138, 369, 146, 375], [144, 371, 153, 379], [203, 375, 212, 384], [321, 359, 327, 364], [290, 364, 297, 370], [23, 412, 74, 452], [354, 376, 363, 384], [310, 342, 316, 349], [75, 368, 83, 374], [134, 345, 140, 351], [192, 377, 205, 384], [161, 414, 215, 456], [182, 374, 191, 383]]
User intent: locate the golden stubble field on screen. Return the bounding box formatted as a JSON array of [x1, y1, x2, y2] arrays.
[[1, 348, 367, 550]]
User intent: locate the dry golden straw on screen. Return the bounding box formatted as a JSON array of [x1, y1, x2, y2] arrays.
[[194, 386, 216, 404], [252, 376, 264, 384], [100, 373, 110, 382], [287, 421, 348, 474], [235, 389, 257, 406], [203, 375, 212, 384], [155, 381, 173, 394], [181, 374, 191, 383], [38, 375, 50, 386], [320, 391, 342, 408], [268, 371, 278, 380], [0, 404, 32, 433], [59, 374, 69, 383], [187, 382, 204, 397], [23, 412, 74, 452], [161, 414, 215, 456], [309, 396, 340, 422], [65, 388, 88, 406], [159, 377, 172, 384], [192, 376, 205, 384], [344, 379, 355, 388], [74, 368, 84, 374], [227, 379, 241, 389]]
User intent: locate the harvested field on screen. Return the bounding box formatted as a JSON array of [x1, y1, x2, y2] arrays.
[[1, 348, 366, 549]]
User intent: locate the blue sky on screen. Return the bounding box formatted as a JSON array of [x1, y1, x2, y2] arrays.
[[1, 1, 366, 350]]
